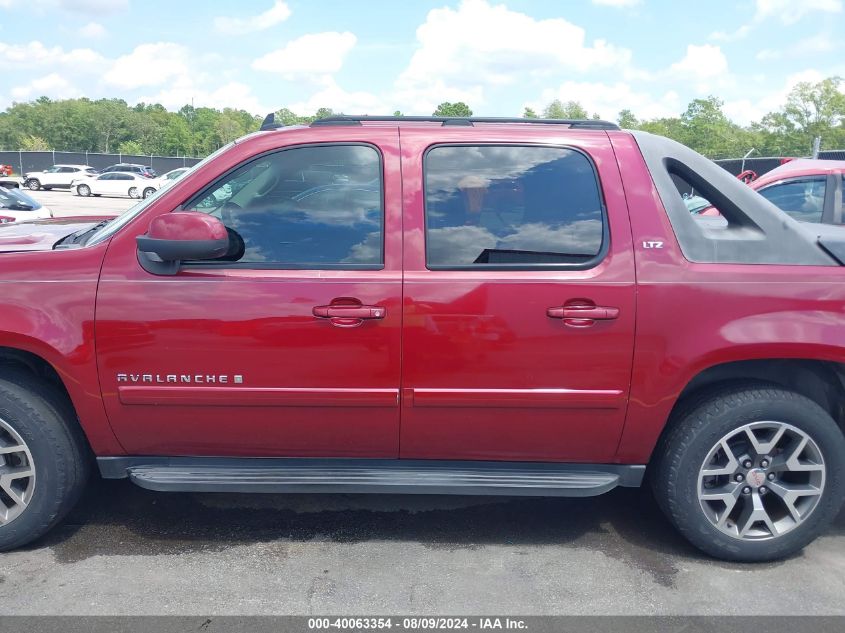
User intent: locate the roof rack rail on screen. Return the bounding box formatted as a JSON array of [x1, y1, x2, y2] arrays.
[[309, 115, 620, 130]]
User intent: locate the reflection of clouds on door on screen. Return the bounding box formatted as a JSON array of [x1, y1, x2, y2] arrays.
[[427, 225, 498, 265], [498, 220, 602, 255], [343, 231, 382, 264]]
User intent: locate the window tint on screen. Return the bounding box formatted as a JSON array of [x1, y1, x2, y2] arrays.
[[185, 144, 383, 268], [424, 145, 604, 268], [758, 178, 826, 223]]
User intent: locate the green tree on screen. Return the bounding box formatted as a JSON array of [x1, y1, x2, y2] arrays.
[[118, 140, 145, 155], [757, 77, 845, 155], [20, 134, 51, 150], [523, 107, 538, 118], [543, 99, 589, 119], [393, 110, 404, 117], [433, 102, 473, 117], [617, 109, 638, 129]]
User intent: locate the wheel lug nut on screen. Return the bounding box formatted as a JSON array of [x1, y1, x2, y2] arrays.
[[735, 473, 745, 482], [759, 486, 768, 495], [742, 486, 752, 494], [767, 473, 776, 481], [761, 459, 769, 468], [743, 460, 753, 468]]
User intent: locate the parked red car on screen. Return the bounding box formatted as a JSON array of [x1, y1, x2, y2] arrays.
[[0, 115, 843, 561], [697, 159, 845, 224]]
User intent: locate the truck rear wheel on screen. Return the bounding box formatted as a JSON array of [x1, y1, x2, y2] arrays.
[[0, 369, 89, 551], [653, 383, 845, 561]]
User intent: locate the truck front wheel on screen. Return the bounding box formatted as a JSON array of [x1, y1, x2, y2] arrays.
[[0, 369, 89, 551], [653, 383, 845, 561]]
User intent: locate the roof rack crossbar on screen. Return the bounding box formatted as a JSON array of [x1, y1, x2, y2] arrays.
[[309, 115, 620, 130]]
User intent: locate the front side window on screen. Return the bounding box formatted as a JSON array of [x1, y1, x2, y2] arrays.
[[184, 144, 383, 268], [424, 145, 604, 268], [758, 178, 826, 223]]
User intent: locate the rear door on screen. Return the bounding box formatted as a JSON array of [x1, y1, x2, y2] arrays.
[[399, 128, 636, 462]]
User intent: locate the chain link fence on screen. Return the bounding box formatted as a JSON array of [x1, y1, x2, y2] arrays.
[[0, 150, 203, 176]]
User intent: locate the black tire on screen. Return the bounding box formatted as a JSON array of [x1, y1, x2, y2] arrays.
[[0, 368, 90, 551], [142, 187, 156, 199], [26, 179, 40, 191], [652, 382, 845, 562]]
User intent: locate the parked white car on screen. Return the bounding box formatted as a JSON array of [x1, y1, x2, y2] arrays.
[[0, 186, 52, 222], [155, 167, 190, 190], [24, 165, 98, 191], [72, 172, 159, 199]]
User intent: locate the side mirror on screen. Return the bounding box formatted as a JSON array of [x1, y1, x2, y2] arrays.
[[137, 212, 229, 275]]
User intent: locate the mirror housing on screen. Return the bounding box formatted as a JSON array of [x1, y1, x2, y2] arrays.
[[137, 212, 229, 275]]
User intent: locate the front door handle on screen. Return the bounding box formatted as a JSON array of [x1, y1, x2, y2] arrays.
[[547, 303, 619, 327], [313, 303, 386, 328]]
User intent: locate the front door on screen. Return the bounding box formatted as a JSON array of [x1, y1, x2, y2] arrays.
[[95, 131, 402, 457], [399, 129, 636, 463]]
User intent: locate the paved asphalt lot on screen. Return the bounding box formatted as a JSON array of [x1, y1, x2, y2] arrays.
[[3, 188, 844, 616], [28, 187, 137, 218]]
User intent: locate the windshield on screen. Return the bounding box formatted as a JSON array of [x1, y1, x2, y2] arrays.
[[87, 142, 236, 245], [0, 186, 41, 210]]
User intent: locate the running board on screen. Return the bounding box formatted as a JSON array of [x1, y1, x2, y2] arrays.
[[98, 458, 645, 497]]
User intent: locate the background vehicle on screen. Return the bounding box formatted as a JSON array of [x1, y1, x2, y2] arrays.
[[23, 164, 98, 191], [749, 159, 845, 224], [72, 171, 159, 198], [100, 163, 157, 179], [0, 116, 843, 562], [149, 167, 191, 197], [0, 186, 52, 222], [696, 159, 845, 225], [0, 166, 22, 189]]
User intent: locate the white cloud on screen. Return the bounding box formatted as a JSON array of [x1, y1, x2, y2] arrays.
[[103, 43, 190, 89], [252, 32, 357, 79], [393, 0, 633, 111], [754, 0, 841, 24], [756, 32, 838, 60], [525, 81, 681, 121], [0, 0, 13, 7], [712, 0, 841, 39], [0, 41, 106, 70], [79, 21, 106, 38], [10, 73, 81, 100], [591, 0, 640, 6], [287, 78, 385, 115], [669, 44, 728, 79], [140, 81, 268, 116], [214, 1, 291, 35], [722, 70, 827, 124]]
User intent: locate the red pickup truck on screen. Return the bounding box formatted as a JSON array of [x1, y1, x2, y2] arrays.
[[0, 115, 843, 561]]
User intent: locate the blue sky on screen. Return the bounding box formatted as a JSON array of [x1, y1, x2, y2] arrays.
[[1, 0, 843, 123]]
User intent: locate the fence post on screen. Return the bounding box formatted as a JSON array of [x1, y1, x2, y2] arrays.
[[18, 150, 23, 177]]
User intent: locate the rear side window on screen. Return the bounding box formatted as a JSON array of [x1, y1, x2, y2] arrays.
[[424, 145, 604, 268], [758, 178, 826, 223]]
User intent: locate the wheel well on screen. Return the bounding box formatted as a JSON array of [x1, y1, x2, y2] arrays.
[[675, 358, 845, 431], [0, 347, 86, 435]]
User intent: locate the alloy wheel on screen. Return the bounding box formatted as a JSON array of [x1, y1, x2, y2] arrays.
[[0, 417, 36, 527], [698, 421, 825, 540]]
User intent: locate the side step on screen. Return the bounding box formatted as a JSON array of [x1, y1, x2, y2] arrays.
[[98, 458, 645, 497]]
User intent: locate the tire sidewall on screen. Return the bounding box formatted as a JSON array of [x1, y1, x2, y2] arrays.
[[671, 394, 845, 561], [0, 394, 66, 548]]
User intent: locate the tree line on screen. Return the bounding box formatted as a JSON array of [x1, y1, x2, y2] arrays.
[[0, 77, 842, 160]]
